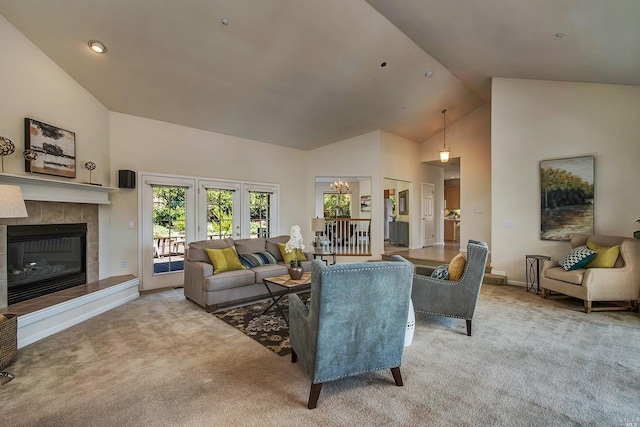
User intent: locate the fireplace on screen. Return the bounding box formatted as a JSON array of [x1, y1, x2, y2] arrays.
[[7, 223, 87, 305]]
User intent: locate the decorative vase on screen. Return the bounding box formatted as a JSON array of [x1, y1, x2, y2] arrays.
[[288, 266, 304, 280]]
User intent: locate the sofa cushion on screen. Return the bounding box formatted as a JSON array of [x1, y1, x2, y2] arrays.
[[203, 269, 256, 292], [206, 247, 246, 275], [448, 253, 466, 281], [266, 236, 289, 261], [253, 264, 290, 283], [187, 238, 234, 263], [545, 266, 585, 285], [561, 245, 596, 271], [239, 251, 279, 269], [430, 264, 450, 280], [585, 241, 620, 268], [234, 238, 267, 255], [278, 243, 307, 265]]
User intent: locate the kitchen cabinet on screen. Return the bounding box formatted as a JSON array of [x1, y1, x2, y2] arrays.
[[389, 221, 409, 247], [445, 186, 460, 210], [444, 220, 460, 242]]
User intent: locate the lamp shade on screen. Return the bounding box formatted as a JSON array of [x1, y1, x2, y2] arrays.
[[311, 217, 326, 232], [0, 185, 28, 218]]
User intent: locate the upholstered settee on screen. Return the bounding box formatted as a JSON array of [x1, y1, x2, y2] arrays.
[[183, 236, 313, 312], [540, 234, 640, 313]]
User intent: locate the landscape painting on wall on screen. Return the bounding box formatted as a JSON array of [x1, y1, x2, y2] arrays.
[[25, 118, 76, 178], [540, 155, 594, 241]]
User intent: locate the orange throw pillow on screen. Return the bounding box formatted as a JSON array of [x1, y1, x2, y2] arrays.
[[448, 252, 467, 281]]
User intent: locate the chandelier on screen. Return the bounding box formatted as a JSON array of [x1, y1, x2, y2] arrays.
[[330, 178, 351, 194], [438, 109, 450, 163]]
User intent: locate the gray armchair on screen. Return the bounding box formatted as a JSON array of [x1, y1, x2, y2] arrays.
[[289, 256, 414, 409], [412, 240, 489, 336]]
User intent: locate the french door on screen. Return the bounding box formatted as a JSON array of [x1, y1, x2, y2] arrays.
[[141, 175, 278, 290], [141, 175, 196, 290]]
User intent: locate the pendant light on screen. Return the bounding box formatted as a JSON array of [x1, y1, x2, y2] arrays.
[[438, 109, 450, 163]]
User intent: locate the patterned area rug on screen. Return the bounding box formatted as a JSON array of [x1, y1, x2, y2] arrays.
[[213, 292, 310, 356]]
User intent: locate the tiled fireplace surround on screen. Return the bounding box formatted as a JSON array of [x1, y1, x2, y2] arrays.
[[0, 200, 100, 309], [0, 174, 140, 349]]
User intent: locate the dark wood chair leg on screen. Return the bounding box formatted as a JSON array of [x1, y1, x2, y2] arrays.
[[466, 319, 472, 336], [291, 349, 297, 363], [390, 367, 403, 386], [308, 383, 323, 409]]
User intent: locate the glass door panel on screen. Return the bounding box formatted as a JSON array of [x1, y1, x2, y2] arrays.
[[152, 186, 186, 275]]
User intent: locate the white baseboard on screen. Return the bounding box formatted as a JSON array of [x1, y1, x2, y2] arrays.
[[17, 278, 140, 348]]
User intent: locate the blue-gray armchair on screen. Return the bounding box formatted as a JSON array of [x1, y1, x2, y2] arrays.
[[412, 240, 489, 336], [289, 256, 414, 409]]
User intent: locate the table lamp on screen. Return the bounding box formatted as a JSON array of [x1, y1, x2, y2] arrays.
[[310, 217, 325, 250], [0, 185, 28, 218]]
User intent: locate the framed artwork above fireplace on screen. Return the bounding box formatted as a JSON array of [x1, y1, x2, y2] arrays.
[[24, 118, 76, 178]]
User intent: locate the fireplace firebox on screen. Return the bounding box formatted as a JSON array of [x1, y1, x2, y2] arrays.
[[7, 223, 87, 305]]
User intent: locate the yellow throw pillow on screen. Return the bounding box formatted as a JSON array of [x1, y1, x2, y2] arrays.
[[585, 241, 620, 268], [205, 247, 246, 275], [0, 314, 7, 323], [277, 243, 307, 265], [448, 252, 467, 281]]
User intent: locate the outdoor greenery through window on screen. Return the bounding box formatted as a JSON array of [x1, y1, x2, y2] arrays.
[[206, 189, 234, 239], [152, 186, 186, 273], [249, 191, 272, 237], [324, 193, 351, 217]]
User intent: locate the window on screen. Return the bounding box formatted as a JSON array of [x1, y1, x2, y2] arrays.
[[205, 189, 235, 239], [323, 193, 351, 217], [152, 186, 187, 274], [249, 190, 272, 237]]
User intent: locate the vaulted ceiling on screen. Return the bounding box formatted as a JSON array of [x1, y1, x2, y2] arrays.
[[1, 0, 638, 150]]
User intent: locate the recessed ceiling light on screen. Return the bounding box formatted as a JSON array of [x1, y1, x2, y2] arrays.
[[88, 40, 107, 54], [425, 70, 434, 78], [555, 33, 565, 39], [380, 62, 387, 67], [221, 18, 229, 25]]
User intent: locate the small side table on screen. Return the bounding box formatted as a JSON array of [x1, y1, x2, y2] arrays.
[[312, 251, 336, 266], [525, 255, 551, 294]]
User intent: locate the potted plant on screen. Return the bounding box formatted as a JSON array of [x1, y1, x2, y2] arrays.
[[635, 218, 640, 239], [286, 225, 305, 279]]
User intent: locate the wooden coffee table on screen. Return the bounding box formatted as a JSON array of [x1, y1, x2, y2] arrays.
[[262, 272, 311, 325]]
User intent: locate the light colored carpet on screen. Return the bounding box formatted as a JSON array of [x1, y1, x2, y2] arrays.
[[1, 285, 639, 426]]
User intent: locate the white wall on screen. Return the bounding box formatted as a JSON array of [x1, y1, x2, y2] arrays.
[[109, 112, 308, 279], [420, 104, 492, 248], [306, 131, 381, 260], [0, 15, 113, 279], [380, 131, 429, 249], [491, 78, 640, 282]]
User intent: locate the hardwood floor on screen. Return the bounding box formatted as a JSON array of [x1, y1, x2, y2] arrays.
[[383, 241, 461, 264]]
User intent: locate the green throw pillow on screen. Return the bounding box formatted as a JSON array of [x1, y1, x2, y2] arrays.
[[585, 241, 620, 268], [277, 243, 306, 265], [205, 247, 246, 275]]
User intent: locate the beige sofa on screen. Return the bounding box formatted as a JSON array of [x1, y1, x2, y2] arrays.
[[540, 234, 640, 313], [183, 235, 313, 311]]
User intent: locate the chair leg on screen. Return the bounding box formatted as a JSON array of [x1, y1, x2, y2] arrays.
[[466, 319, 472, 336], [390, 367, 403, 386], [308, 383, 323, 409], [291, 349, 297, 363], [584, 300, 592, 313], [540, 288, 548, 299]]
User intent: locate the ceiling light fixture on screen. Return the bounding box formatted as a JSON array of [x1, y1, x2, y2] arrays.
[[330, 178, 350, 194], [425, 70, 434, 78], [438, 109, 450, 163], [88, 40, 107, 54], [555, 33, 565, 39]]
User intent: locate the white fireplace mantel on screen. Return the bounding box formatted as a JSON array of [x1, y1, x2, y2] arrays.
[[0, 173, 117, 204]]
